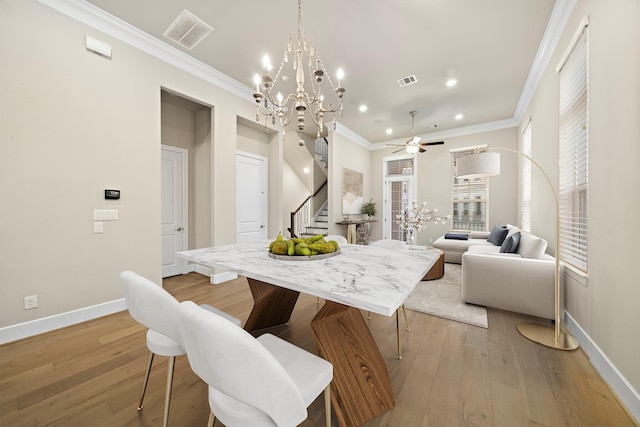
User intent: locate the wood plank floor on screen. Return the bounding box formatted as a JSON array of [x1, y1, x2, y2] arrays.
[[0, 272, 636, 427]]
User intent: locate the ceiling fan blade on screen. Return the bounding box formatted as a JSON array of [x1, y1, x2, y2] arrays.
[[386, 143, 404, 147], [392, 147, 405, 153], [419, 141, 445, 146], [419, 147, 427, 153]]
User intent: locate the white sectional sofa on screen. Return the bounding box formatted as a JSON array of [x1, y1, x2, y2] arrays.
[[436, 225, 558, 320], [433, 231, 493, 263]]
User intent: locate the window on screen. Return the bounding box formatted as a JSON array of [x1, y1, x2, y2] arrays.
[[383, 156, 415, 240], [451, 146, 489, 231], [558, 21, 589, 272], [521, 121, 532, 232]]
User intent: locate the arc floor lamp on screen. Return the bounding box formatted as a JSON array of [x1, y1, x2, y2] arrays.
[[456, 148, 579, 351]]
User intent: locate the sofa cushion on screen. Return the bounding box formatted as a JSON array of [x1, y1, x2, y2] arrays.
[[487, 225, 508, 246], [444, 232, 469, 240], [505, 224, 521, 238], [500, 231, 521, 253], [517, 232, 548, 259]]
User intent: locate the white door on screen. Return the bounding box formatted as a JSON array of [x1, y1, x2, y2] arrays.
[[237, 152, 267, 243], [161, 146, 188, 277]]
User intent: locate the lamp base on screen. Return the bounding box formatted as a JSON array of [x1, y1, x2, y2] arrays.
[[517, 322, 579, 351]]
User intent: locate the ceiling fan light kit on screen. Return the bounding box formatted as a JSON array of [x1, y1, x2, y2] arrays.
[[388, 111, 445, 154]]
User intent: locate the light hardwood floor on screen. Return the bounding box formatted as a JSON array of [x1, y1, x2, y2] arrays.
[[0, 272, 636, 427]]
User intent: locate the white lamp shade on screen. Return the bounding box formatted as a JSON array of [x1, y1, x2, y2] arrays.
[[405, 144, 419, 154], [456, 151, 501, 179]]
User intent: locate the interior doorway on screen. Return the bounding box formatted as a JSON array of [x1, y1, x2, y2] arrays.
[[236, 151, 268, 243], [161, 145, 188, 277], [160, 90, 212, 277]]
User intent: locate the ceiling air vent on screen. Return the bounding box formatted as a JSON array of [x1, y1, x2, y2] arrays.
[[163, 9, 213, 50], [397, 74, 417, 87]]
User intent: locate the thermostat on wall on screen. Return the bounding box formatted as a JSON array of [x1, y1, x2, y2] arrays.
[[105, 189, 120, 200]]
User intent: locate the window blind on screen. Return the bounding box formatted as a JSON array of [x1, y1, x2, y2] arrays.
[[386, 157, 414, 176], [451, 147, 489, 231], [521, 121, 532, 232], [558, 24, 588, 272]]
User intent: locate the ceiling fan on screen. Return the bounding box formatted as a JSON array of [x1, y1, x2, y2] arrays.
[[388, 111, 444, 154]]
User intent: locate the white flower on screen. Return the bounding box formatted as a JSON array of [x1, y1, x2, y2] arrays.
[[395, 200, 451, 233]]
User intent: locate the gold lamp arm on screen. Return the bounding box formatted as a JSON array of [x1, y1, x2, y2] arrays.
[[466, 146, 579, 350]]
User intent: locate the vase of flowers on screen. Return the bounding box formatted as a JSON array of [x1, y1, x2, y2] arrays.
[[396, 200, 450, 245]]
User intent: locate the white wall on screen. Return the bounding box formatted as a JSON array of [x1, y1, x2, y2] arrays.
[[522, 0, 640, 400], [327, 131, 373, 236], [0, 0, 267, 329]]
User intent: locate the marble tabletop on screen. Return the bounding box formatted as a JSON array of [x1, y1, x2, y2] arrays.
[[178, 241, 439, 316]]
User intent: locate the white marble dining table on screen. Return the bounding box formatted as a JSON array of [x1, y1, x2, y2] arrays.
[[177, 240, 439, 427], [177, 240, 439, 316]]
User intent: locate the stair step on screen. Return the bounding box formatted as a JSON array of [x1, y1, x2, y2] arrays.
[[305, 227, 329, 235], [315, 215, 328, 222]]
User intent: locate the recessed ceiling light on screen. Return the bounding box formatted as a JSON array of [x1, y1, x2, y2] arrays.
[[359, 105, 368, 112], [385, 128, 393, 135], [446, 78, 457, 88], [303, 167, 310, 174], [455, 113, 464, 120]]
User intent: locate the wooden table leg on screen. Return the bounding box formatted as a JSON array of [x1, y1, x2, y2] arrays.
[[423, 251, 445, 281], [311, 301, 395, 427], [243, 278, 300, 332]]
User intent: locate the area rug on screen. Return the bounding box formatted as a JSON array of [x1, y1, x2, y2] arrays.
[[404, 264, 488, 328]]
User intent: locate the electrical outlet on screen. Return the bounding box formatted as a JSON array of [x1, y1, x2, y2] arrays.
[[24, 295, 38, 310]]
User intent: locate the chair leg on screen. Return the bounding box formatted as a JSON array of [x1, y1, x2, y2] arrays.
[[324, 385, 331, 427], [162, 356, 176, 427], [137, 352, 155, 411], [402, 304, 411, 331], [396, 309, 402, 359], [207, 410, 216, 427]]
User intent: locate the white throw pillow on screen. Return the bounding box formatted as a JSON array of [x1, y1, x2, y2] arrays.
[[517, 232, 548, 259]]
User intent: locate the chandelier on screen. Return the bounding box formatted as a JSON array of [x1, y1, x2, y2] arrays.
[[252, 0, 345, 139]]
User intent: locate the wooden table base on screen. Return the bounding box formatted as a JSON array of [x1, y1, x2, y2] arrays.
[[243, 278, 300, 332], [311, 301, 395, 427], [423, 250, 445, 281]]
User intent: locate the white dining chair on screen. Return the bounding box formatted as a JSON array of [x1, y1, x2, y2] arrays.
[[324, 234, 349, 246], [369, 239, 411, 359], [178, 300, 333, 427], [120, 271, 241, 427]]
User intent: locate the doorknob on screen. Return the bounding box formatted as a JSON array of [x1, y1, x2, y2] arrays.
[[175, 227, 183, 231]]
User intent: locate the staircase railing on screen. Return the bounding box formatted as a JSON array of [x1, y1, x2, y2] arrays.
[[288, 180, 328, 238], [315, 137, 328, 168]]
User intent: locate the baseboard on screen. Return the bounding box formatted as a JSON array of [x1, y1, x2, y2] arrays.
[[210, 270, 238, 284], [190, 263, 238, 284], [565, 311, 640, 423], [0, 299, 127, 345]]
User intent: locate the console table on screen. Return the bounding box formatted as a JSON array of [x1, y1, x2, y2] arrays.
[[336, 219, 376, 244]]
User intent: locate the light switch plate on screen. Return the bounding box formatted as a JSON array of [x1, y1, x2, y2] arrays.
[[94, 222, 104, 233]]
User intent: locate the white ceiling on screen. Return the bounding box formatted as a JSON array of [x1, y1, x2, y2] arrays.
[[85, 0, 556, 146]]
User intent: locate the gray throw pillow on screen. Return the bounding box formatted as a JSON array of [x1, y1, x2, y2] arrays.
[[487, 225, 508, 246], [500, 231, 521, 253]]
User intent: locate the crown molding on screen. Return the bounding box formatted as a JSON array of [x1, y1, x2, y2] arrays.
[[38, 0, 253, 101], [513, 0, 577, 122], [333, 122, 375, 150], [371, 118, 518, 150]]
